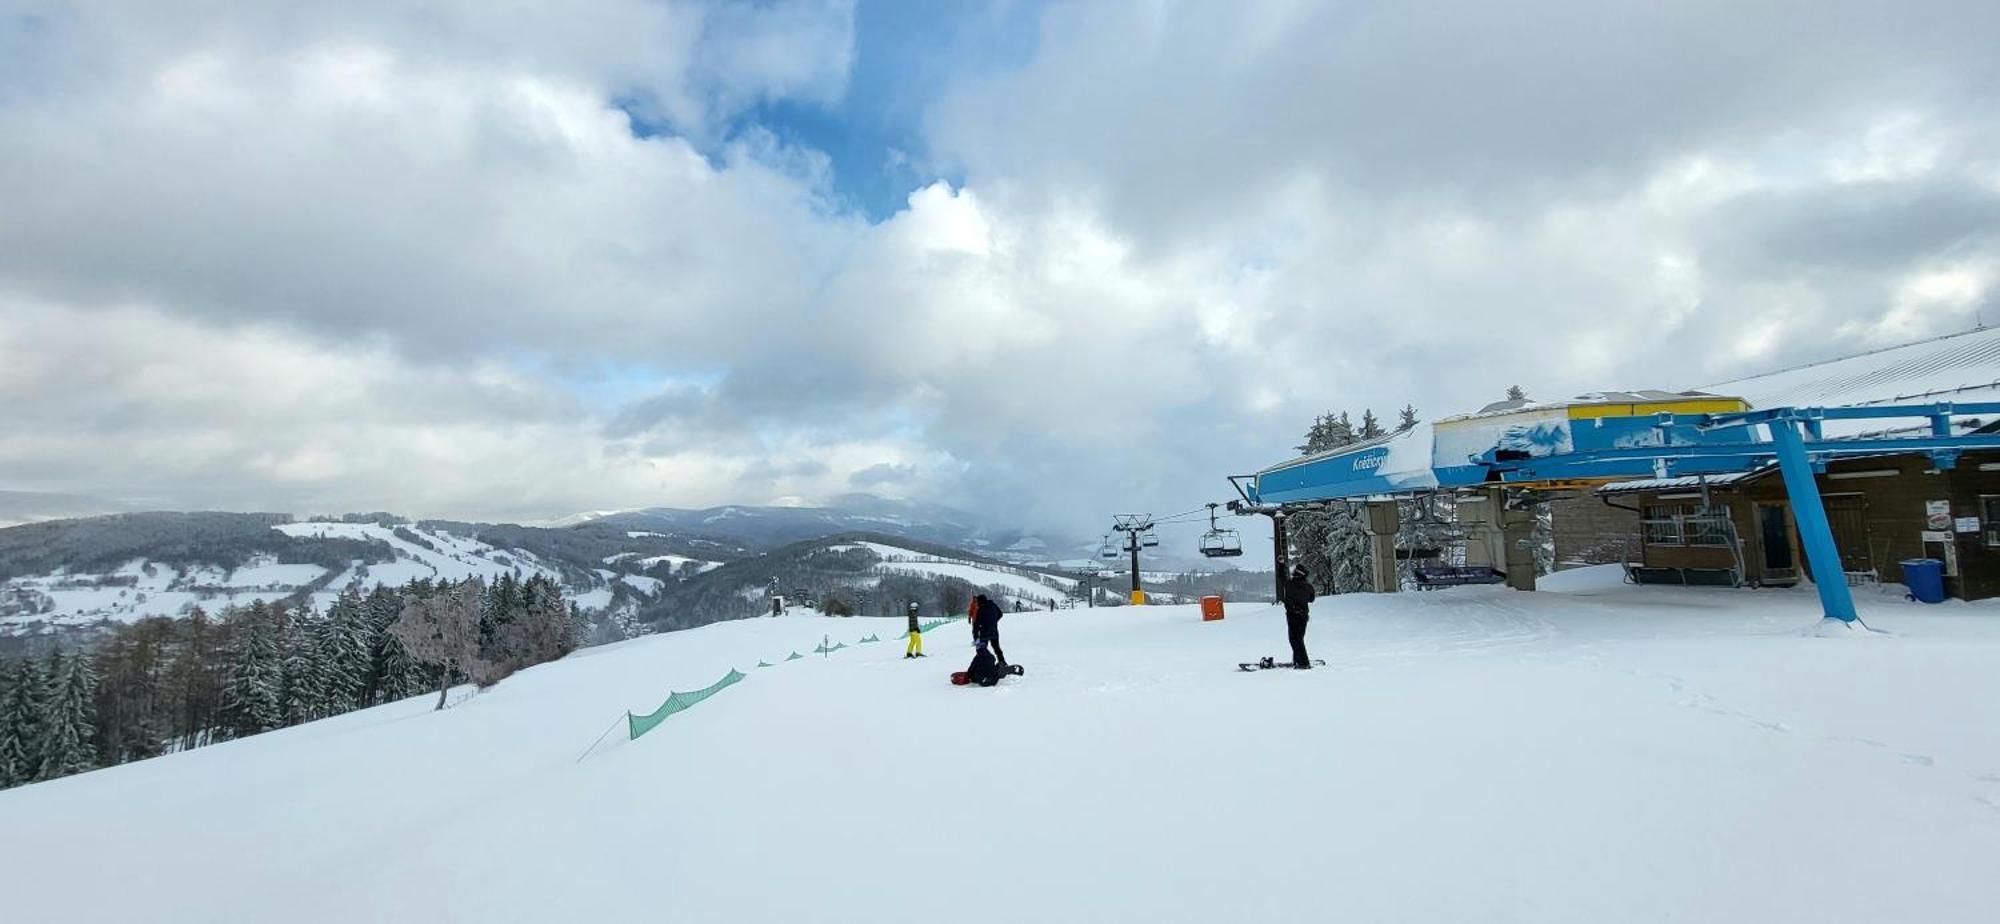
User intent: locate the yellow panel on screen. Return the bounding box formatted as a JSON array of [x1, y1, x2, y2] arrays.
[[1567, 398, 1747, 420]]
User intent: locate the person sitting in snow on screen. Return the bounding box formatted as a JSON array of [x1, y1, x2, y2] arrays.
[[1282, 564, 1316, 669], [904, 601, 926, 659]]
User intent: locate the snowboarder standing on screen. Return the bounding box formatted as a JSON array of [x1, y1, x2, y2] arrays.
[[905, 602, 925, 658], [971, 593, 1007, 667], [1282, 565, 1316, 669]]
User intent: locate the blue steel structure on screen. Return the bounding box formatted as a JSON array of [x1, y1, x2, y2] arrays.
[[1244, 402, 2000, 622]]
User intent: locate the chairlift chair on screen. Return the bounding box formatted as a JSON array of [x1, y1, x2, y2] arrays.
[[1197, 502, 1243, 558], [1198, 529, 1243, 558], [1140, 531, 1159, 548]]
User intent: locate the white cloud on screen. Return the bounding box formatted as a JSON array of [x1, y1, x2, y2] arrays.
[[4, 0, 2000, 534]]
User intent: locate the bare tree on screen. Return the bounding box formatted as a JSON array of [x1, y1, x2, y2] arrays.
[[388, 578, 485, 711]]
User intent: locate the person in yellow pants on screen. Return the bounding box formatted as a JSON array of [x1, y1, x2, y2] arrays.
[[904, 602, 926, 658]]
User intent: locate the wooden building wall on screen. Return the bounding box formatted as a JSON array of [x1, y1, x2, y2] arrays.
[[1604, 451, 2000, 600]]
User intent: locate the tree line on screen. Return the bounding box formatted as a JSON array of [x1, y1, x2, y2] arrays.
[[0, 573, 579, 790]]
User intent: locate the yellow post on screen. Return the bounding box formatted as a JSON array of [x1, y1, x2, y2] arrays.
[[1129, 589, 1148, 605]]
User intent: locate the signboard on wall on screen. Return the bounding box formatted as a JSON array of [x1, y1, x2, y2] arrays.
[[1926, 500, 1952, 530], [1956, 517, 1982, 534], [1922, 530, 1950, 543]]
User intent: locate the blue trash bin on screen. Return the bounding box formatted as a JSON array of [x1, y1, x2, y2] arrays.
[[1901, 558, 1946, 604]]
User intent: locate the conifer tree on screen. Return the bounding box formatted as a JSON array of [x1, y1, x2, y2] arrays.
[[0, 658, 44, 788], [37, 648, 98, 780], [1506, 384, 1527, 401], [320, 592, 368, 711], [1397, 404, 1419, 432], [1359, 409, 1385, 440], [220, 610, 282, 737], [279, 613, 327, 725]]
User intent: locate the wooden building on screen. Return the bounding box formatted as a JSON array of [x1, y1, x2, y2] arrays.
[[1550, 327, 2000, 600]]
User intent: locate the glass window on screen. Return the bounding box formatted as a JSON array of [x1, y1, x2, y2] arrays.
[[1982, 497, 2000, 548]]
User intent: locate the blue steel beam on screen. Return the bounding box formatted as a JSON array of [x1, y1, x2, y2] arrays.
[[1766, 419, 1858, 622]]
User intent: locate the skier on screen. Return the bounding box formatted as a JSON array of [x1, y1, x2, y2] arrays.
[[904, 601, 925, 658], [972, 593, 1007, 667], [1282, 564, 1316, 669]]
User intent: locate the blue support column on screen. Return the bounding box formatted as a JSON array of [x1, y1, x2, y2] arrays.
[[1767, 418, 1857, 622]]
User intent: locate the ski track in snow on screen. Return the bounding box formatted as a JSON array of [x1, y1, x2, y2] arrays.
[[3, 564, 1998, 922]]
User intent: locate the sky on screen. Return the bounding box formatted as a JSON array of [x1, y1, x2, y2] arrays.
[[1, 0, 1999, 537]]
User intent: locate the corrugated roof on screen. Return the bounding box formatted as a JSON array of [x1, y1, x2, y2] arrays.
[[1597, 468, 1775, 496], [1702, 326, 2000, 410]]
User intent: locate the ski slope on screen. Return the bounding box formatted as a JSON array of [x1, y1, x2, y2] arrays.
[[828, 539, 1076, 606], [3, 567, 1998, 922]]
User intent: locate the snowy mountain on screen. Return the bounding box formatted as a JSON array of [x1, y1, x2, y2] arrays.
[[0, 512, 750, 644], [582, 493, 1074, 561], [3, 568, 1995, 921]]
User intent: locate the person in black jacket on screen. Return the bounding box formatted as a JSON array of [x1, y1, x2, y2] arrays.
[[904, 601, 926, 658], [972, 593, 1007, 667], [1282, 565, 1316, 668]]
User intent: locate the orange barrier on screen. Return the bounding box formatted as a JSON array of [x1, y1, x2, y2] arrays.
[[1200, 595, 1224, 621]]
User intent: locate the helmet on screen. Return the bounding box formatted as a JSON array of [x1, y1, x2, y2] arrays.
[[908, 602, 919, 611]]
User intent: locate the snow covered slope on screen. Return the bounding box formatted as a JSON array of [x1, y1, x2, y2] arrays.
[[3, 569, 1997, 922], [830, 539, 1077, 606], [1, 519, 662, 635]]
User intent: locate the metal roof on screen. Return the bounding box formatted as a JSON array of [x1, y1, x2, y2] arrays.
[[1702, 326, 2000, 410], [1596, 468, 1775, 496]]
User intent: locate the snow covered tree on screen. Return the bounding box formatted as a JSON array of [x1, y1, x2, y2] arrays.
[[361, 585, 421, 705], [278, 612, 327, 726], [219, 607, 283, 737], [36, 648, 98, 781], [0, 658, 44, 788], [319, 592, 368, 711], [389, 578, 486, 710], [1506, 384, 1527, 401]]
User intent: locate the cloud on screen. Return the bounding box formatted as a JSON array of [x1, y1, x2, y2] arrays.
[[4, 0, 2000, 537]]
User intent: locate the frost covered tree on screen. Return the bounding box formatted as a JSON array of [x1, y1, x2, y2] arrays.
[[0, 658, 45, 788], [1287, 411, 1375, 593], [37, 648, 98, 780], [362, 584, 421, 705], [220, 607, 283, 737], [389, 578, 486, 710], [319, 592, 368, 711], [279, 613, 327, 725]]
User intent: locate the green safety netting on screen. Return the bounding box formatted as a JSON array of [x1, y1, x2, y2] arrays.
[[814, 641, 848, 654], [756, 660, 773, 668], [859, 634, 880, 643], [786, 651, 803, 661], [627, 669, 746, 741]]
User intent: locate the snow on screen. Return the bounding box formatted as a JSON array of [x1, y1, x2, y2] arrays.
[[634, 554, 723, 573], [2, 521, 608, 635], [3, 569, 1997, 921], [840, 539, 1075, 603], [620, 574, 665, 595]]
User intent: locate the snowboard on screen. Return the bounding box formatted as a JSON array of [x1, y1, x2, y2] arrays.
[[951, 664, 1026, 686], [1238, 657, 1327, 671]]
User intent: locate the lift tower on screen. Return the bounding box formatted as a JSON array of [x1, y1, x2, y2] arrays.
[[1110, 514, 1158, 605]]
